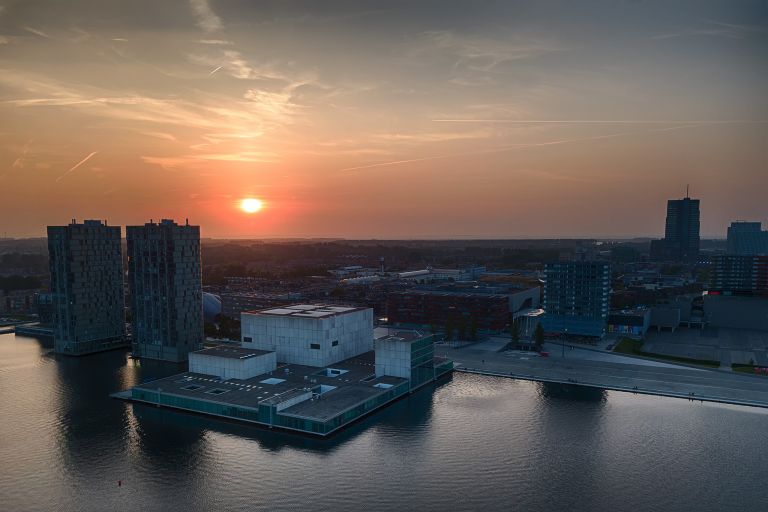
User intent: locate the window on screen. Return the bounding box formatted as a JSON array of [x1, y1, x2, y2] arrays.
[[243, 336, 253, 343], [331, 340, 339, 347], [182, 384, 203, 391], [310, 343, 321, 349]]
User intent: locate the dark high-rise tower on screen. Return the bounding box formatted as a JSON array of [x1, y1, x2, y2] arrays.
[[651, 190, 700, 262], [126, 219, 203, 362], [47, 220, 127, 355]]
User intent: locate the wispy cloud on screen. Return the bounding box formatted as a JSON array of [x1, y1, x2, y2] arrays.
[[652, 21, 761, 40], [198, 39, 233, 45], [339, 124, 712, 172], [23, 26, 51, 39], [141, 131, 177, 141], [190, 0, 222, 32], [142, 150, 278, 170], [56, 151, 98, 182], [12, 139, 33, 169], [410, 30, 564, 86], [371, 130, 493, 144]]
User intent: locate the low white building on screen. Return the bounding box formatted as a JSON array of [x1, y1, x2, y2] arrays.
[[240, 304, 374, 367], [188, 346, 276, 380], [374, 330, 434, 379]]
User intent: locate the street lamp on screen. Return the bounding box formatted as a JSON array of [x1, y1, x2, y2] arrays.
[[562, 328, 567, 358]]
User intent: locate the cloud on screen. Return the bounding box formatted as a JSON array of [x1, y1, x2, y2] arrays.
[[12, 139, 33, 169], [23, 26, 52, 39], [141, 150, 279, 170], [339, 124, 715, 172], [186, 49, 299, 82], [190, 0, 222, 32], [652, 21, 761, 40], [371, 130, 493, 144], [141, 131, 177, 141], [0, 68, 302, 131], [410, 30, 564, 86], [198, 39, 233, 45]]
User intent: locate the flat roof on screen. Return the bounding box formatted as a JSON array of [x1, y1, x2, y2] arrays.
[[375, 330, 430, 343], [133, 351, 409, 422], [390, 290, 509, 299], [246, 303, 368, 318], [192, 346, 273, 360]]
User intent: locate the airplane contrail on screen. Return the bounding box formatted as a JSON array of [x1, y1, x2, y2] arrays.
[[209, 65, 222, 76], [431, 119, 768, 124], [340, 124, 698, 172], [56, 151, 98, 182]]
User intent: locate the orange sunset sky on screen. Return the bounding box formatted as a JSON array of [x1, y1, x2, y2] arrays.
[[0, 0, 766, 239]]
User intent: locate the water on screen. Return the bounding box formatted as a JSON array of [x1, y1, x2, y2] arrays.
[[1, 332, 767, 512]]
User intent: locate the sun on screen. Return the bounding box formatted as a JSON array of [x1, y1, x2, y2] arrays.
[[240, 198, 263, 214]]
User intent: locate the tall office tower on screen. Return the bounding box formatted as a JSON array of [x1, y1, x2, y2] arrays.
[[542, 260, 611, 338], [126, 219, 203, 362], [651, 193, 701, 262], [727, 221, 768, 255], [47, 220, 126, 355]]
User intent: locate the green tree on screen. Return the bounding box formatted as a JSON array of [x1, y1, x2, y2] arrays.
[[509, 319, 521, 347], [204, 322, 217, 337], [444, 316, 454, 342], [469, 317, 478, 341], [534, 323, 545, 351], [457, 316, 467, 341]]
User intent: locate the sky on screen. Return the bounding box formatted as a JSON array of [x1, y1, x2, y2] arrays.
[[0, 0, 766, 239]]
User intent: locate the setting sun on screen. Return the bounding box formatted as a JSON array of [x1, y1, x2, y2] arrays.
[[240, 198, 263, 214]]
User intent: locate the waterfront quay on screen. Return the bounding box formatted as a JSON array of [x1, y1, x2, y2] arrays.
[[115, 350, 453, 437], [442, 345, 768, 409]]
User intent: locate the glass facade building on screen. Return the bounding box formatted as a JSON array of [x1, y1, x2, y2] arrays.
[[47, 220, 126, 355], [127, 219, 203, 362], [542, 261, 611, 338], [727, 222, 768, 256]]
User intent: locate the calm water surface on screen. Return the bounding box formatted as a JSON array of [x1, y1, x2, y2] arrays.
[[1, 333, 767, 512]]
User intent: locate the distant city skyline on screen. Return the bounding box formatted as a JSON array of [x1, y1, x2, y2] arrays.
[[1, 0, 766, 238]]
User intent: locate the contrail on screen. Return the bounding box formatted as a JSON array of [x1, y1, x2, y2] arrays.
[[341, 131, 633, 172], [340, 124, 699, 172], [56, 151, 98, 182], [432, 119, 768, 124], [208, 65, 222, 76]]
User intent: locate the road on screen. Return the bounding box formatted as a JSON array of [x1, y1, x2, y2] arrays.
[[439, 344, 768, 408]]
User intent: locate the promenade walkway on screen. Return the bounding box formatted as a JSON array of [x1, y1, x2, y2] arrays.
[[440, 344, 768, 409]]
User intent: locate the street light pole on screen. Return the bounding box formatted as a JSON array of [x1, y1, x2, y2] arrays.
[[562, 328, 567, 358]]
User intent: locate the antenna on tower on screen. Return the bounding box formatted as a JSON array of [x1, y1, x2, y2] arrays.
[[686, 184, 689, 198]]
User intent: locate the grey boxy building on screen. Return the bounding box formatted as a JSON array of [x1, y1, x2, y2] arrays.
[[126, 219, 203, 362], [47, 220, 127, 355]]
